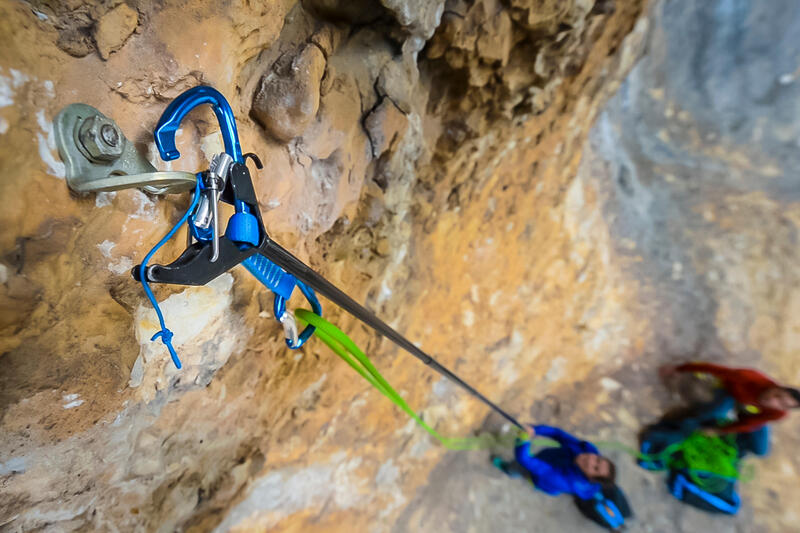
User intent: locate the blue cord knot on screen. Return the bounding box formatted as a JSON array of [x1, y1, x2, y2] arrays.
[[150, 329, 181, 369], [150, 329, 173, 344]]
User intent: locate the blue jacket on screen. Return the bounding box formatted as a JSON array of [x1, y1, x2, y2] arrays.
[[514, 425, 601, 500]]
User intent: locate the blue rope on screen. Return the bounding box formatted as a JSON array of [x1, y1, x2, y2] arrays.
[[138, 177, 202, 369]]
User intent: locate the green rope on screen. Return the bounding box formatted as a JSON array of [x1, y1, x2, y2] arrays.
[[296, 309, 746, 491], [661, 433, 742, 491], [598, 434, 744, 493]]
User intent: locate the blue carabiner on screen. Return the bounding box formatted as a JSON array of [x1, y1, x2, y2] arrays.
[[273, 280, 321, 349], [154, 86, 243, 163], [156, 86, 256, 243]]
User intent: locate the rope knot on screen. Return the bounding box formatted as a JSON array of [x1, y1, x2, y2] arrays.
[[150, 328, 182, 369], [150, 328, 173, 344]]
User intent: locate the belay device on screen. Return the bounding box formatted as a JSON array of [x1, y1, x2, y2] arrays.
[[134, 85, 523, 429], [133, 86, 321, 368]]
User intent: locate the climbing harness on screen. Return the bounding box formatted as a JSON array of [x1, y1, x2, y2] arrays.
[[130, 85, 523, 429]]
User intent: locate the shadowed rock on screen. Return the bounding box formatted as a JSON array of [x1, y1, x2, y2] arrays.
[[252, 44, 327, 143]]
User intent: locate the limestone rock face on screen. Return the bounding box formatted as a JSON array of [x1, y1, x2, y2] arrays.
[[94, 3, 139, 60], [364, 97, 409, 158], [398, 2, 800, 532], [252, 43, 328, 142], [0, 0, 797, 532]]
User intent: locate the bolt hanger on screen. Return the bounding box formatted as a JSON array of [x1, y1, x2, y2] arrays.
[[54, 103, 195, 194]]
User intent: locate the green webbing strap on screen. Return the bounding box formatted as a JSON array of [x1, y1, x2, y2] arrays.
[[296, 309, 529, 450], [296, 309, 747, 490]]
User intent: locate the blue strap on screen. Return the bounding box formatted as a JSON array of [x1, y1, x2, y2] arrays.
[[670, 472, 740, 514], [138, 177, 202, 369], [593, 496, 625, 529]]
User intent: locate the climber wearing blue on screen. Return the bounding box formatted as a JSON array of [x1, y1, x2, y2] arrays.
[[493, 424, 630, 530], [494, 424, 615, 498]]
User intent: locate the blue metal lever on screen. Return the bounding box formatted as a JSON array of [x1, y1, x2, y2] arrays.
[[243, 255, 320, 349], [243, 254, 296, 300], [154, 86, 243, 163]]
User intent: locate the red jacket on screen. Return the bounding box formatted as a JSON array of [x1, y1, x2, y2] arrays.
[[676, 362, 785, 433]]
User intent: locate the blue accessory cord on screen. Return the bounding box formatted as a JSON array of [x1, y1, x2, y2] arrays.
[[138, 176, 203, 369]]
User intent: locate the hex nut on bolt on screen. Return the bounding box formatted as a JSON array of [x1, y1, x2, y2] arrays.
[[100, 124, 119, 147], [78, 115, 124, 162]]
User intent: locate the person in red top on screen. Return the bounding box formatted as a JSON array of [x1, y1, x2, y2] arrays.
[[660, 362, 800, 434]]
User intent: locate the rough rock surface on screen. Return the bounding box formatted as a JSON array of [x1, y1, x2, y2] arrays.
[[0, 1, 797, 532], [252, 43, 328, 142], [399, 2, 800, 532], [94, 3, 139, 60]]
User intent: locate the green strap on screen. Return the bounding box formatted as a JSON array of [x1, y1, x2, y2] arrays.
[[296, 309, 527, 450], [297, 310, 668, 454]]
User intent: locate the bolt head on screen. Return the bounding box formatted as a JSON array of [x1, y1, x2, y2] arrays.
[[100, 123, 119, 147], [78, 116, 124, 162]]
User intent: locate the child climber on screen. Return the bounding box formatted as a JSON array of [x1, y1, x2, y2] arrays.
[[493, 424, 630, 530]]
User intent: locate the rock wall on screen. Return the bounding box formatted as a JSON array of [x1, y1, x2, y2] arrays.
[[0, 0, 796, 532], [397, 2, 800, 532]]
